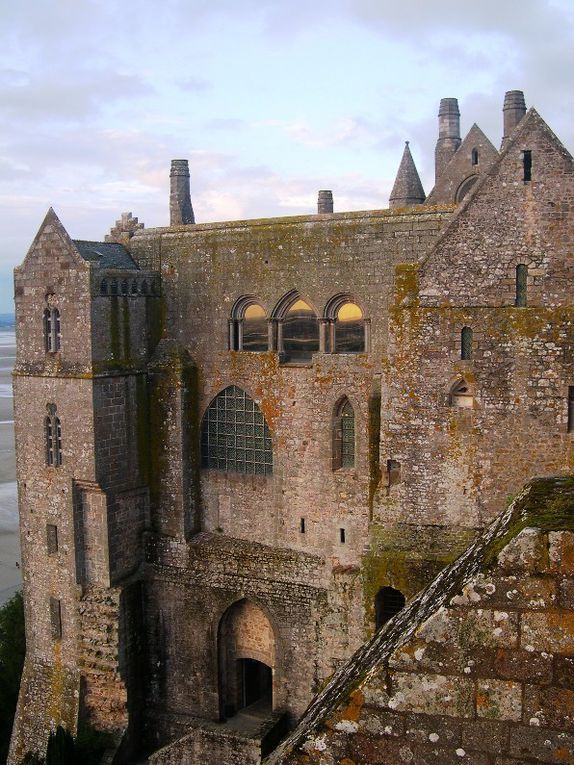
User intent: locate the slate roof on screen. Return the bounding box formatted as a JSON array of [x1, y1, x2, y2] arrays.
[[389, 141, 426, 207], [72, 240, 138, 270]]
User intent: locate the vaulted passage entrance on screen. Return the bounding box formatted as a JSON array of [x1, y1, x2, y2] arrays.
[[218, 599, 275, 720]]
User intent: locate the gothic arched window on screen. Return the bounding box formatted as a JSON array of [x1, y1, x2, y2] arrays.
[[230, 298, 268, 352], [450, 378, 473, 409], [282, 299, 319, 362], [333, 398, 355, 470], [45, 404, 62, 467], [100, 279, 108, 296], [334, 302, 365, 353], [201, 386, 272, 475], [44, 307, 61, 353]]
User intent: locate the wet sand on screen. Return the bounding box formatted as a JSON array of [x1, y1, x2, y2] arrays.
[[0, 331, 21, 605]]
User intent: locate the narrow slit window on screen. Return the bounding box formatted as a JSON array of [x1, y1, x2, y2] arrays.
[[461, 327, 473, 360], [568, 387, 574, 433], [523, 150, 532, 182], [339, 528, 346, 544], [47, 524, 58, 554], [44, 307, 61, 352], [50, 597, 62, 639], [471, 148, 479, 166], [300, 518, 305, 534], [45, 405, 63, 467], [516, 264, 528, 307]]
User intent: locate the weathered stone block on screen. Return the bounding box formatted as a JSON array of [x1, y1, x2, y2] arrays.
[[549, 531, 574, 574], [476, 678, 522, 721], [521, 610, 574, 654], [461, 719, 510, 755], [385, 672, 474, 717], [497, 529, 548, 574], [524, 684, 574, 731]]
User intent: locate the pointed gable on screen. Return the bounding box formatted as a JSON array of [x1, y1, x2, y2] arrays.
[[426, 123, 499, 205], [17, 207, 88, 273], [389, 142, 426, 208], [419, 108, 574, 307]]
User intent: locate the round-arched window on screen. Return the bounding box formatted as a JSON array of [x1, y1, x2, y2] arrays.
[[335, 302, 364, 353]]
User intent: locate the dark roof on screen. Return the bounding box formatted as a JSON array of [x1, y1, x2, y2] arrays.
[[72, 240, 138, 270]]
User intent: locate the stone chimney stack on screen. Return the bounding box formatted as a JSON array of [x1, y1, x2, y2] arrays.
[[435, 98, 461, 183], [317, 190, 334, 214], [170, 159, 195, 226], [501, 90, 526, 149]]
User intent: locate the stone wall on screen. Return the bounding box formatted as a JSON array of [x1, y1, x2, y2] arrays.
[[268, 477, 574, 765]]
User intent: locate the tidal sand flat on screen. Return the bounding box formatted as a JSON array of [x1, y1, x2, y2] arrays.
[[0, 328, 20, 605]]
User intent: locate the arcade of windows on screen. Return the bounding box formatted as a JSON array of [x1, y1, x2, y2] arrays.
[[229, 292, 369, 362]]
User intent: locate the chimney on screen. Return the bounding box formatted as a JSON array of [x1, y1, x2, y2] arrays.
[[170, 159, 195, 226], [435, 98, 461, 183], [502, 90, 526, 149], [317, 190, 334, 214]]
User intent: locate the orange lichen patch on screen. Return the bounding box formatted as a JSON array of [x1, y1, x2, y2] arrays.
[[476, 691, 488, 710], [339, 759, 357, 765], [328, 689, 364, 726], [553, 747, 574, 763]]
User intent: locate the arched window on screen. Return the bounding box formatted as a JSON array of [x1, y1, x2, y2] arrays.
[[44, 307, 61, 352], [455, 175, 478, 203], [45, 404, 62, 467], [100, 279, 108, 296], [230, 298, 268, 352], [516, 264, 528, 307], [461, 327, 473, 360], [110, 279, 118, 296], [375, 587, 406, 630], [282, 299, 319, 362], [121, 279, 129, 296], [131, 279, 138, 295], [201, 386, 272, 475], [141, 280, 148, 295], [333, 398, 355, 470], [242, 304, 267, 351], [335, 302, 365, 353], [471, 148, 479, 166], [450, 378, 473, 409]]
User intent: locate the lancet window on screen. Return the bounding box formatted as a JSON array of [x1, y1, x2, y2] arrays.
[[44, 307, 61, 353], [324, 294, 367, 353], [230, 298, 268, 351], [45, 404, 63, 467], [201, 385, 272, 475], [333, 397, 355, 470]]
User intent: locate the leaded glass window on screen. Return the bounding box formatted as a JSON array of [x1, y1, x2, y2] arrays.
[[461, 326, 473, 360], [333, 397, 355, 470], [201, 386, 273, 475], [340, 400, 355, 468]]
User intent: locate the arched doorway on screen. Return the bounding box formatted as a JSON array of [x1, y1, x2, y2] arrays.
[[375, 586, 406, 630], [218, 599, 275, 719]]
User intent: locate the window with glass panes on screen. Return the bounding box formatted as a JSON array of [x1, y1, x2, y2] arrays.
[[201, 386, 272, 474], [340, 400, 355, 468]]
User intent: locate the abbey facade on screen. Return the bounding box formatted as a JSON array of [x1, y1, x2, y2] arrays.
[[9, 91, 574, 764]]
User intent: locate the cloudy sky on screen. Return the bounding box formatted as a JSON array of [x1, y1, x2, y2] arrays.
[[1, 0, 574, 310]]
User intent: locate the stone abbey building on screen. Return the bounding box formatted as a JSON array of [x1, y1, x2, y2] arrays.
[[9, 91, 574, 764]]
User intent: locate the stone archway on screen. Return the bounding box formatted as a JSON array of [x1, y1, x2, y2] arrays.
[[218, 599, 275, 719]]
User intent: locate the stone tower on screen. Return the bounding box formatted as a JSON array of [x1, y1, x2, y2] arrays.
[[434, 97, 461, 182], [169, 159, 195, 225]]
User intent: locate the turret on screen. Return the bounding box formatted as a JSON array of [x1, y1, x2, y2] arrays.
[[170, 159, 195, 226], [389, 142, 426, 208], [501, 90, 526, 149], [435, 98, 461, 183]]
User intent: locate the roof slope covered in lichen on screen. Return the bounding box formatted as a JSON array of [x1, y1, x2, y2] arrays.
[[266, 475, 574, 764]]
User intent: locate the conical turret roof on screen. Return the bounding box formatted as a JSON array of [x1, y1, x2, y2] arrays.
[[389, 141, 426, 208]]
